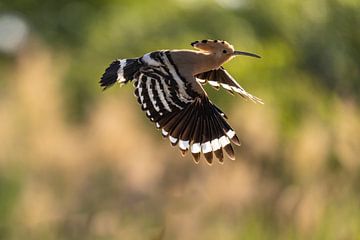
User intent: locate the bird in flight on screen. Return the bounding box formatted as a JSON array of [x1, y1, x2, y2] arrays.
[[100, 39, 262, 164]]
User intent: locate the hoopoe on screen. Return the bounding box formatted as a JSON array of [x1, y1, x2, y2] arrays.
[[100, 39, 262, 164]]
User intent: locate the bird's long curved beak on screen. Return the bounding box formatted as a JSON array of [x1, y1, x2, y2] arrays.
[[233, 50, 261, 58]]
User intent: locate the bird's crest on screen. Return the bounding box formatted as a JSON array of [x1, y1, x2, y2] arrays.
[[190, 39, 235, 54]]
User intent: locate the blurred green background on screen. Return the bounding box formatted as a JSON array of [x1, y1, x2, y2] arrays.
[[0, 0, 360, 239]]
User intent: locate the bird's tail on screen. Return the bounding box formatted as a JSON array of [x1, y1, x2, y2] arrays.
[[100, 58, 142, 90], [153, 96, 240, 164]]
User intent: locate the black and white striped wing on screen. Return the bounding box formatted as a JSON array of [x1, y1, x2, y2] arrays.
[[134, 69, 240, 164], [195, 67, 263, 104]]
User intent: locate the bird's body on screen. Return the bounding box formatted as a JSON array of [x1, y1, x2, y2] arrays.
[[100, 40, 262, 164]]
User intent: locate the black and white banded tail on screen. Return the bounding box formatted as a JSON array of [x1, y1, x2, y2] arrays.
[[158, 96, 240, 164], [100, 58, 142, 90]]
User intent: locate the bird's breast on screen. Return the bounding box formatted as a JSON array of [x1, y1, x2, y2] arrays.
[[169, 51, 220, 75]]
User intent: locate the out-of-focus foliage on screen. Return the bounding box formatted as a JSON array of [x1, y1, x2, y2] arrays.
[[0, 0, 359, 239]]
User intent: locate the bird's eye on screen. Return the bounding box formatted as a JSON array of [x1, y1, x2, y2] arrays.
[[223, 50, 227, 54]]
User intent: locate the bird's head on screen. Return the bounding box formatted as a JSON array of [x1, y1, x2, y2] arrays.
[[190, 39, 260, 65]]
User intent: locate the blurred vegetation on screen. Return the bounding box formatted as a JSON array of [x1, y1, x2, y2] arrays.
[[0, 0, 360, 239]]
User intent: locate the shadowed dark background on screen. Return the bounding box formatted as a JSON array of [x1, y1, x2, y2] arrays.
[[0, 0, 359, 239]]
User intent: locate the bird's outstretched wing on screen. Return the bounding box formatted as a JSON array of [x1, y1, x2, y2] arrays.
[[195, 67, 263, 104], [100, 51, 241, 164], [133, 53, 240, 164]]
